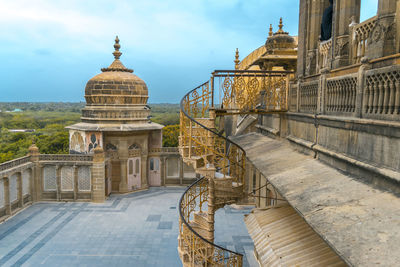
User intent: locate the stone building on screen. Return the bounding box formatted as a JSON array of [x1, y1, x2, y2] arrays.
[[177, 1, 400, 266], [0, 37, 197, 217], [67, 36, 166, 194]]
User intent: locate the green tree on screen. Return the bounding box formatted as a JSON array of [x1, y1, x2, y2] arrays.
[[162, 124, 180, 147]]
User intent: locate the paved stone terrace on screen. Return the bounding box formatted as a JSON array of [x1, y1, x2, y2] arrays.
[[0, 187, 257, 267]]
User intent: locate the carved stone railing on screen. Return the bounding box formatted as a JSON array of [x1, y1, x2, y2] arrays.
[[299, 80, 319, 113], [0, 156, 31, 173], [317, 39, 332, 71], [351, 16, 378, 64], [326, 75, 358, 115], [363, 66, 400, 120], [149, 147, 179, 154], [39, 154, 93, 162], [290, 83, 298, 112]]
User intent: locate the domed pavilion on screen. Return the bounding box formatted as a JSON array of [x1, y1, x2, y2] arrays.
[[67, 37, 164, 193]]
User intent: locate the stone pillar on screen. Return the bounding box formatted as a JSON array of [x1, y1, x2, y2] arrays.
[[179, 157, 184, 185], [332, 0, 361, 68], [161, 157, 166, 186], [357, 58, 371, 118], [17, 173, 23, 208], [56, 165, 61, 201], [73, 166, 78, 201], [297, 0, 308, 78], [118, 140, 129, 193], [92, 147, 105, 203], [28, 144, 40, 202], [305, 0, 329, 76], [367, 0, 397, 59], [141, 155, 148, 188], [4, 177, 10, 215]]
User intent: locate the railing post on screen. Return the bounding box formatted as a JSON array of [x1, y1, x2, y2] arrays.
[[188, 120, 193, 159], [210, 75, 215, 108]]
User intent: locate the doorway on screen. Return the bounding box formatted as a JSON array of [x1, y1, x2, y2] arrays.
[[149, 157, 161, 186], [128, 157, 141, 190]]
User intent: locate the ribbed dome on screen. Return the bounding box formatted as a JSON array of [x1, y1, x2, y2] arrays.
[[81, 36, 151, 124], [265, 18, 296, 53]]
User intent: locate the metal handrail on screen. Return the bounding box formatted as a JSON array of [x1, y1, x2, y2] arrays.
[[178, 177, 242, 257]]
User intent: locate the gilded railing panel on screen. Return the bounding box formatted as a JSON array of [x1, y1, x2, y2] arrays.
[[214, 70, 290, 113], [178, 69, 293, 266]]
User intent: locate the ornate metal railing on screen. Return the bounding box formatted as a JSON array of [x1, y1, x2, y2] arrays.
[[178, 69, 292, 266], [213, 70, 291, 114], [180, 81, 246, 184], [179, 177, 242, 266]]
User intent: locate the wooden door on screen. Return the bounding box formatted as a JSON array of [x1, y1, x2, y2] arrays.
[[149, 157, 161, 186], [128, 157, 141, 190]]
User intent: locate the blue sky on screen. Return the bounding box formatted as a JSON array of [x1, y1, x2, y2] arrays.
[[0, 0, 378, 103]]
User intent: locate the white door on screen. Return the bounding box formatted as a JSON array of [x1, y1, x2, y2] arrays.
[[149, 157, 161, 186], [128, 157, 141, 190]]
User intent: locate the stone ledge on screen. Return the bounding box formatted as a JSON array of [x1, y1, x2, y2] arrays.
[[255, 124, 279, 136], [230, 132, 400, 267]]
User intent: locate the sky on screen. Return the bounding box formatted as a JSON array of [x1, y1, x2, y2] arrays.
[[0, 0, 379, 103]]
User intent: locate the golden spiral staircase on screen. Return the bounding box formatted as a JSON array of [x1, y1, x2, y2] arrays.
[[178, 70, 292, 266]]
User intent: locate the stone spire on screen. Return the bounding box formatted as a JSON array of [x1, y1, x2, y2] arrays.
[[275, 18, 288, 35], [113, 36, 122, 59], [101, 36, 133, 73], [234, 48, 240, 69], [269, 24, 273, 37]]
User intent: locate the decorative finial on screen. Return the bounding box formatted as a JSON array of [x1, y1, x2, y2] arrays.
[[113, 36, 122, 60], [234, 48, 240, 69], [269, 24, 273, 37], [277, 18, 284, 33]]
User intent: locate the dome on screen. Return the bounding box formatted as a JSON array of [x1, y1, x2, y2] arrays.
[[84, 37, 148, 106], [81, 36, 151, 124], [265, 18, 296, 53]]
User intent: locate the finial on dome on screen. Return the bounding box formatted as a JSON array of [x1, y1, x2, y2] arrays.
[[277, 18, 284, 33], [113, 36, 122, 60], [234, 48, 240, 70], [269, 24, 273, 37]]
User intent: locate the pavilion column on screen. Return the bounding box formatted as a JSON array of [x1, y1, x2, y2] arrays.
[[297, 0, 309, 77], [305, 0, 328, 76], [118, 140, 129, 193], [367, 0, 397, 59], [332, 0, 361, 69], [92, 147, 105, 203], [141, 155, 148, 189]]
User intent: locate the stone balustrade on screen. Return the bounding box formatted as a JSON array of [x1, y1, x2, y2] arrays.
[[326, 75, 358, 115], [317, 39, 332, 71], [298, 80, 318, 113], [350, 16, 378, 64]]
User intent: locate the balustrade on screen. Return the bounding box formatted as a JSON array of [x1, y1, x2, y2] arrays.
[[326, 75, 358, 114], [299, 81, 318, 113], [363, 66, 400, 120], [318, 39, 332, 70], [351, 16, 377, 64]]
